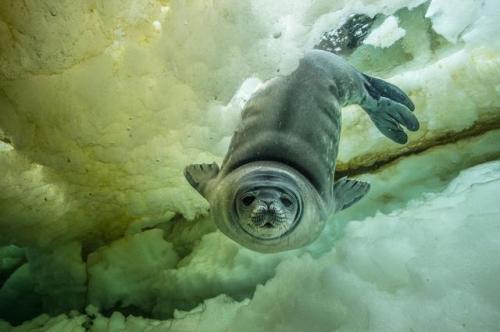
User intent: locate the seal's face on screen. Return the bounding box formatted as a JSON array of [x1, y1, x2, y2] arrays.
[[235, 187, 300, 240], [211, 162, 328, 253]]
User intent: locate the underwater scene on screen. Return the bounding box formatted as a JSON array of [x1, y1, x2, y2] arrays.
[[0, 0, 499, 331]]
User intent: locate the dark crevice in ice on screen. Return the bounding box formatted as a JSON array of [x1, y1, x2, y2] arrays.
[[335, 114, 500, 179]]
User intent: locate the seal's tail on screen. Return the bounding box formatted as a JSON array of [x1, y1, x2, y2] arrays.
[[360, 74, 419, 144]]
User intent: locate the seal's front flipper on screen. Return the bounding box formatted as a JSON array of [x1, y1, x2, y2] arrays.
[[184, 162, 219, 198], [334, 177, 370, 212], [361, 74, 419, 144]]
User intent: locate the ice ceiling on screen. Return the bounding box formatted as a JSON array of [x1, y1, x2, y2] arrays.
[[0, 0, 499, 331]]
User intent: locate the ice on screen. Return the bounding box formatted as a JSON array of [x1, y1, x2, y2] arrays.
[[5, 159, 499, 331], [363, 16, 406, 48], [0, 0, 499, 329]]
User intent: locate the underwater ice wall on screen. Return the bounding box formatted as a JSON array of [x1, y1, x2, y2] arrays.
[[0, 0, 499, 330]]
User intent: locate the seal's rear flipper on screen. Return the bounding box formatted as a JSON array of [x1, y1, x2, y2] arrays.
[[184, 162, 219, 198], [361, 74, 419, 144], [334, 177, 370, 211], [362, 74, 415, 111]]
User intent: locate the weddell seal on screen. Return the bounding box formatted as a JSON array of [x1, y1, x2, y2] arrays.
[[184, 50, 419, 253]]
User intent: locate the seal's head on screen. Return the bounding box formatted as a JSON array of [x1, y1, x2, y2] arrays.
[[235, 177, 302, 240], [210, 161, 328, 253]]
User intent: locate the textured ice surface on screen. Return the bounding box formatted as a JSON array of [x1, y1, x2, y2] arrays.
[[4, 159, 500, 331], [0, 0, 500, 329], [363, 16, 406, 48]]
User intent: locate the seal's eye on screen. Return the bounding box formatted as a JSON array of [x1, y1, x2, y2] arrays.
[[241, 195, 255, 206], [280, 195, 293, 207]]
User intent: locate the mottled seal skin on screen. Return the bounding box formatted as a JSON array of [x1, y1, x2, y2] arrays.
[[185, 50, 418, 253]]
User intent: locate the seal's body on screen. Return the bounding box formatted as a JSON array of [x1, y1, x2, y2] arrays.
[[185, 50, 418, 252]]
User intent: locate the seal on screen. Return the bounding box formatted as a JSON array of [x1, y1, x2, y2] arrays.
[[184, 50, 419, 253]]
